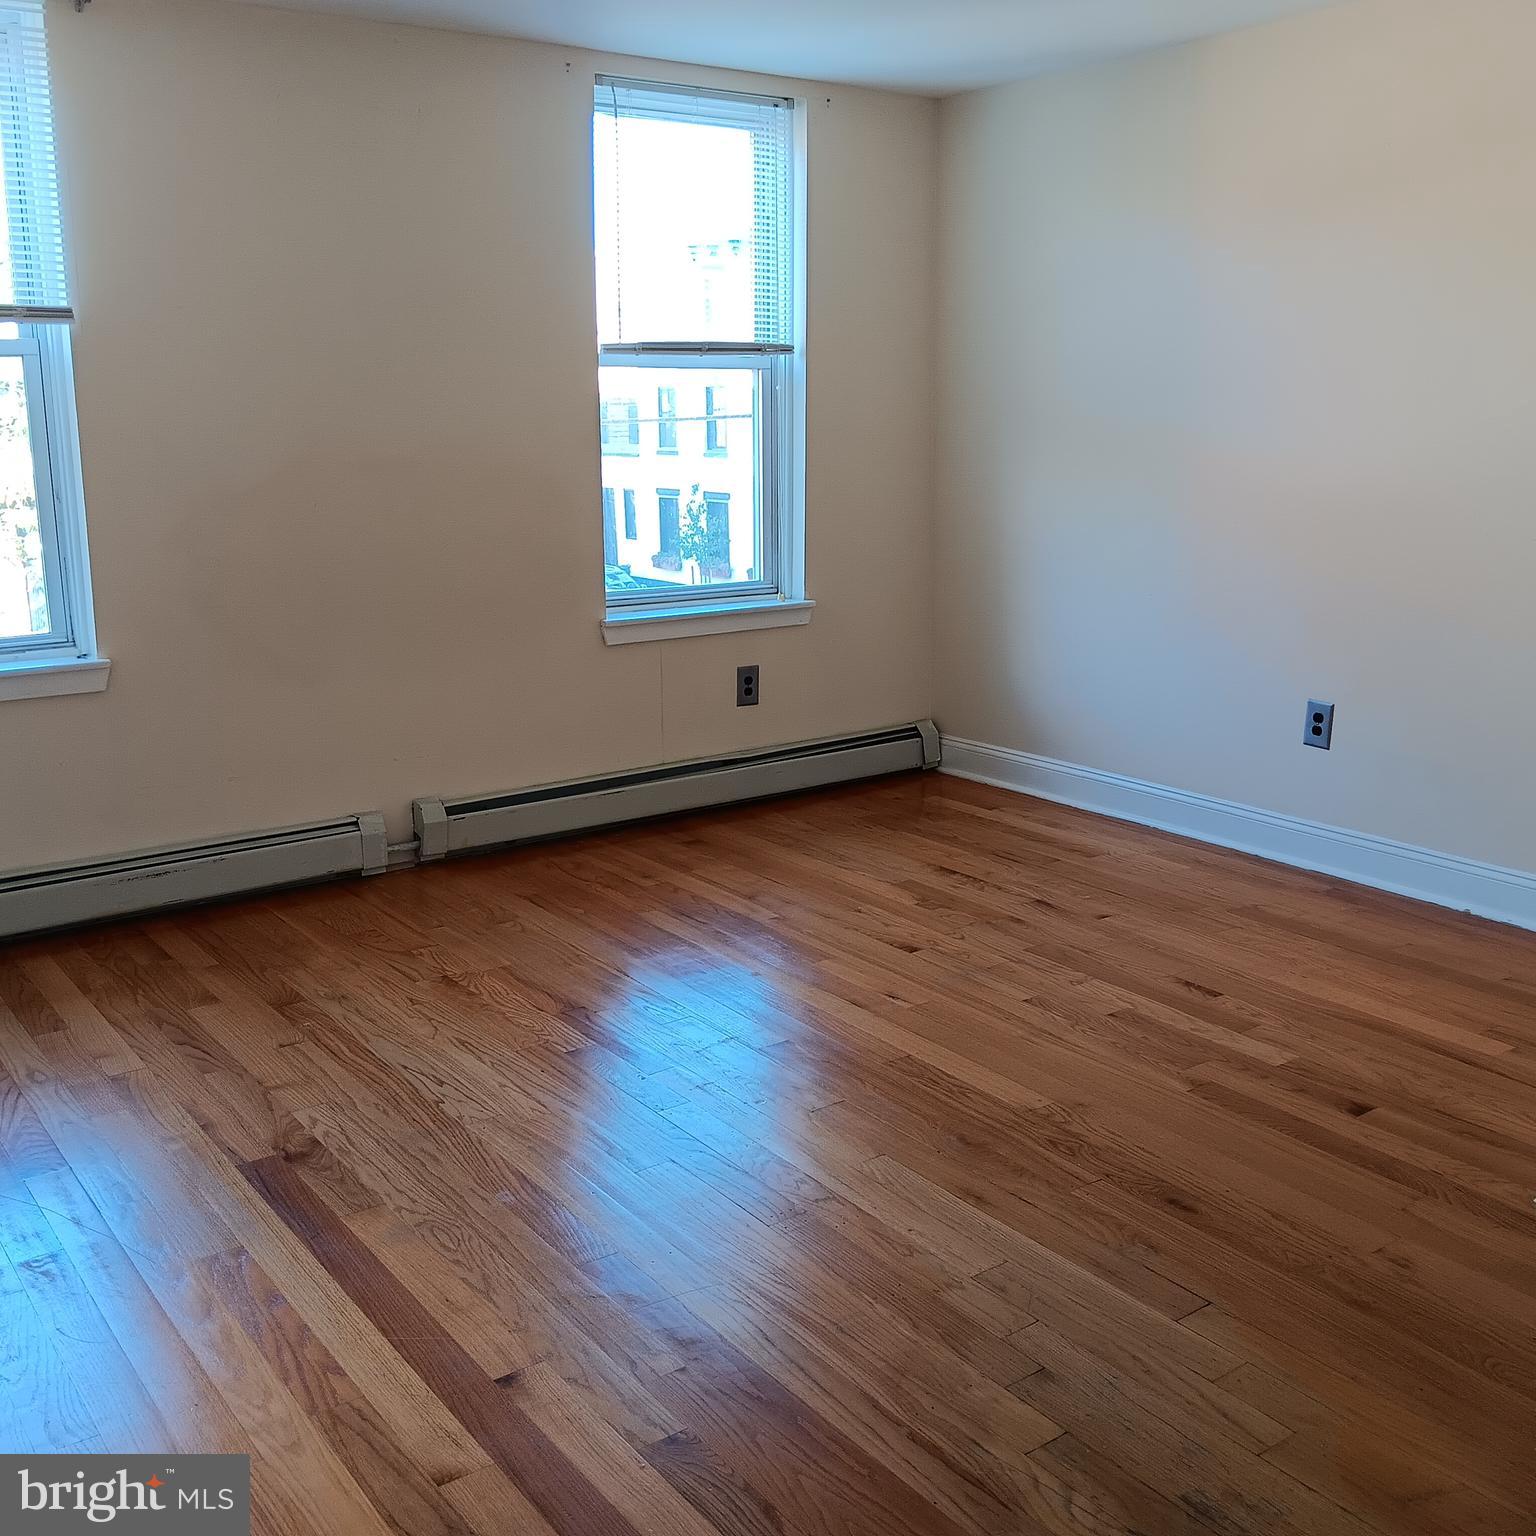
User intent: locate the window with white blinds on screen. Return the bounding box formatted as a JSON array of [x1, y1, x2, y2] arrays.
[[593, 77, 802, 624], [595, 77, 793, 350], [0, 0, 96, 686], [0, 0, 70, 322]]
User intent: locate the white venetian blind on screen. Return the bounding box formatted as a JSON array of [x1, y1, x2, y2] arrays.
[[0, 0, 69, 321], [594, 76, 793, 349]]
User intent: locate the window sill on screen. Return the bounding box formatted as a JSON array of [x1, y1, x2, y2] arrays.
[[0, 655, 111, 701], [601, 598, 813, 646]]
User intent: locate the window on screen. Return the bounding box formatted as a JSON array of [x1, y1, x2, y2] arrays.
[[594, 77, 800, 620], [599, 398, 639, 456], [703, 385, 726, 456], [656, 386, 677, 453], [622, 487, 637, 541], [0, 0, 98, 689]]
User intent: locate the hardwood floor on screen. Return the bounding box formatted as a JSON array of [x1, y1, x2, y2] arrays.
[[2, 772, 1534, 1535]]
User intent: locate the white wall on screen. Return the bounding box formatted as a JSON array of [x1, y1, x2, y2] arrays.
[[936, 0, 1536, 873], [1, 0, 935, 868], [17, 0, 1532, 888]]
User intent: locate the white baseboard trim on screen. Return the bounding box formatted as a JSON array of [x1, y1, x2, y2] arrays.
[[939, 736, 1536, 933]]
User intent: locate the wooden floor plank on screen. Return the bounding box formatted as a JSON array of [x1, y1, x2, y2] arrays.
[[0, 773, 1531, 1536]]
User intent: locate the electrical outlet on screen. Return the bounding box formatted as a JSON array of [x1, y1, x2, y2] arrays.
[[1304, 699, 1334, 750], [736, 664, 760, 708]]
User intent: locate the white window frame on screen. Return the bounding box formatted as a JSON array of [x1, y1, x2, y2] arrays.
[[595, 80, 809, 645], [0, 325, 96, 669], [0, 0, 103, 700]]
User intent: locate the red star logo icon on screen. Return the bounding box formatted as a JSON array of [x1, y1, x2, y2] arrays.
[[146, 1476, 164, 1489]]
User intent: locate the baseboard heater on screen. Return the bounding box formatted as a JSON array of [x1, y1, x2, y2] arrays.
[[413, 721, 940, 861], [0, 813, 389, 940]]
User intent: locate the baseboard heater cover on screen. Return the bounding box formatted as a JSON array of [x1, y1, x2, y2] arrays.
[[0, 813, 389, 940], [413, 721, 940, 861]]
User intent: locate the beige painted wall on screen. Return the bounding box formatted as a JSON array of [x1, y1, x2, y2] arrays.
[[1, 0, 935, 867], [936, 0, 1536, 872]]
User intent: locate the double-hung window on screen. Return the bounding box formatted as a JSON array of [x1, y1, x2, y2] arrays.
[[0, 0, 98, 695], [655, 386, 678, 454], [594, 77, 803, 633]]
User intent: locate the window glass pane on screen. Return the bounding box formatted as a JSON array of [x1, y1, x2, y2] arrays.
[[0, 4, 73, 315], [594, 83, 792, 346], [595, 114, 753, 344], [600, 364, 762, 595], [0, 355, 48, 640]]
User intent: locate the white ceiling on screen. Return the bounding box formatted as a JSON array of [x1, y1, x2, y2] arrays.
[[229, 0, 1344, 95]]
